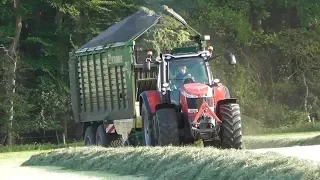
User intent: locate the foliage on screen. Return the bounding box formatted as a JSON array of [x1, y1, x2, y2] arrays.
[[136, 14, 193, 54], [276, 0, 320, 28], [31, 76, 70, 131], [1, 0, 320, 144], [0, 0, 142, 145], [173, 0, 320, 128]]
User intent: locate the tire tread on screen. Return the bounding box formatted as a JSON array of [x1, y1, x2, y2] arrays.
[[220, 103, 243, 149]]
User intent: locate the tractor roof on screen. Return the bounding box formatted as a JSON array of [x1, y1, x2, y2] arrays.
[[163, 50, 211, 61], [75, 6, 204, 54]]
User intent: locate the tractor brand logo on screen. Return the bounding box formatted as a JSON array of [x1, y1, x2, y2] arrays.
[[188, 109, 198, 113], [107, 53, 123, 65]]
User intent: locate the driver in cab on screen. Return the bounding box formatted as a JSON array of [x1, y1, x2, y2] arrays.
[[175, 65, 192, 80], [170, 65, 193, 104]]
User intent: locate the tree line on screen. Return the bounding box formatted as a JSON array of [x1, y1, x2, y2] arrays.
[[0, 0, 319, 145]]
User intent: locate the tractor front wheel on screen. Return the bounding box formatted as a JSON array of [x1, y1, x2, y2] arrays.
[[154, 105, 180, 146], [219, 103, 243, 149]]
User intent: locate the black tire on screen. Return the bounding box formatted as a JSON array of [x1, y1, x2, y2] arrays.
[[219, 103, 243, 149], [84, 126, 96, 146], [142, 103, 155, 146], [96, 124, 124, 147], [124, 135, 138, 146], [96, 124, 109, 147], [154, 106, 180, 146], [109, 134, 124, 147]]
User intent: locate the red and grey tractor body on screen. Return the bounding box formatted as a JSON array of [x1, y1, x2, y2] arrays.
[[140, 50, 243, 149]]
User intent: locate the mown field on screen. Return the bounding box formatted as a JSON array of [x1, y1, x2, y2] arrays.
[[1, 122, 320, 153], [0, 151, 147, 180], [243, 132, 320, 149], [0, 142, 83, 153], [240, 118, 320, 149], [2, 122, 320, 179], [22, 146, 320, 180], [1, 131, 319, 153]]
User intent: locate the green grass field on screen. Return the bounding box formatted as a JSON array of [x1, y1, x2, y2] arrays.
[[0, 151, 147, 180], [1, 128, 319, 180], [1, 130, 320, 153], [188, 131, 320, 149], [0, 142, 83, 153], [22, 146, 320, 180], [0, 150, 49, 163], [243, 132, 320, 149], [240, 118, 320, 149]]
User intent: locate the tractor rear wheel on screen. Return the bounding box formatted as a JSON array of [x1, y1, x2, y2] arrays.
[[219, 103, 243, 149], [142, 103, 155, 146], [154, 105, 180, 146]]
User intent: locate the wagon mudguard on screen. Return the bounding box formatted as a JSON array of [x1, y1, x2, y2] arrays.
[[139, 90, 161, 115]]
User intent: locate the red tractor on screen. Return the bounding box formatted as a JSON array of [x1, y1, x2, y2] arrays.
[[140, 47, 242, 149]]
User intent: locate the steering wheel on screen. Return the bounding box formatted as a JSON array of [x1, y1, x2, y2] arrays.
[[168, 80, 177, 90], [183, 78, 195, 84]]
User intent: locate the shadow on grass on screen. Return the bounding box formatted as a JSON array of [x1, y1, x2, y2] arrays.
[[22, 146, 320, 180]]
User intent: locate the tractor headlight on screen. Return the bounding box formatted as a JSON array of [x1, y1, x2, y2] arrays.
[[204, 35, 211, 40], [163, 83, 169, 87]]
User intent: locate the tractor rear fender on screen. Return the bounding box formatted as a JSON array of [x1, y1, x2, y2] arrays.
[[215, 98, 238, 118], [139, 90, 161, 115], [217, 98, 237, 106], [213, 84, 230, 106]]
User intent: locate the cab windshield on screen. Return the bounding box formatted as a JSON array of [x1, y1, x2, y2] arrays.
[[169, 57, 209, 88], [168, 57, 209, 105]]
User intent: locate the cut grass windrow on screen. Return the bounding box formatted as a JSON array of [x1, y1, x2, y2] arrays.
[[22, 146, 320, 180]]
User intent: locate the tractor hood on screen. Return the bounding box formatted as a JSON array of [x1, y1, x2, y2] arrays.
[[181, 83, 213, 98]]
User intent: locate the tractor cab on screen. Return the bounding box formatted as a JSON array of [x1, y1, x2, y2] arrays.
[[135, 6, 243, 149], [167, 55, 211, 106], [143, 47, 236, 107], [142, 47, 241, 147]]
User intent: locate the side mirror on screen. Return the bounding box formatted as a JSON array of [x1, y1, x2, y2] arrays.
[[143, 59, 151, 72], [223, 51, 236, 65]]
